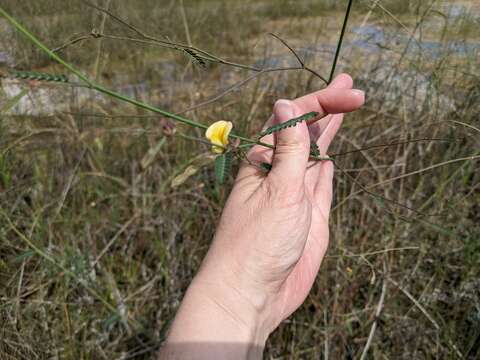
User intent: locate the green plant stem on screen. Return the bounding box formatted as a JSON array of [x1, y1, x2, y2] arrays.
[[0, 7, 330, 162], [328, 0, 354, 84]]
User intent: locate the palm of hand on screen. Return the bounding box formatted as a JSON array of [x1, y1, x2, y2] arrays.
[[225, 111, 340, 325]]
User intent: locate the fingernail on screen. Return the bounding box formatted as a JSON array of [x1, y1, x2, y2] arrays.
[[275, 99, 294, 118], [352, 89, 365, 99]]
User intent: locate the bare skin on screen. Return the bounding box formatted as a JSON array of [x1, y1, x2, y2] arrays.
[[160, 74, 365, 359]]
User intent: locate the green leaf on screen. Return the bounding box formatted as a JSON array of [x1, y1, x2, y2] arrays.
[[9, 70, 68, 83], [183, 48, 207, 68], [259, 111, 318, 137], [310, 141, 320, 157], [14, 250, 35, 262], [215, 152, 232, 184], [260, 162, 272, 172]]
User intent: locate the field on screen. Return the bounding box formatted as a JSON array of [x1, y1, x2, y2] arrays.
[[0, 0, 479, 358]]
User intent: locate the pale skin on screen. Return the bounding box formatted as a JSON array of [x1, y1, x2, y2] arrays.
[[159, 74, 365, 359]]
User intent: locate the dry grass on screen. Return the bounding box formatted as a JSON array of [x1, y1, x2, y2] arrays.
[[1, 0, 479, 359]]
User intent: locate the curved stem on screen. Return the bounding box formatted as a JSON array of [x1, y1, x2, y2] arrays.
[[0, 7, 330, 162]]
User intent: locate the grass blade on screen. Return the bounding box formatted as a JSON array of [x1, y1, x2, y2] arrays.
[[1, 88, 29, 114]]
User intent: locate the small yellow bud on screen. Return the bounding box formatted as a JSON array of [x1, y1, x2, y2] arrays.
[[205, 120, 233, 153]]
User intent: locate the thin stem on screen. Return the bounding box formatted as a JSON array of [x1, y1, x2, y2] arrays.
[[331, 138, 455, 157], [333, 154, 480, 216], [332, 161, 431, 216], [328, 0, 354, 84], [269, 32, 329, 84]]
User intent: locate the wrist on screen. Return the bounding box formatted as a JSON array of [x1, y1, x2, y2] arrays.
[[162, 274, 271, 359], [188, 274, 271, 347]]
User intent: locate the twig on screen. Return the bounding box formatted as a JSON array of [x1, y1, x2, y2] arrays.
[[269, 33, 305, 67], [387, 277, 463, 359], [179, 0, 192, 47], [0, 8, 333, 161], [360, 273, 388, 360], [54, 149, 86, 216], [93, 215, 138, 267], [373, 0, 422, 46], [331, 138, 456, 157], [324, 309, 329, 360], [92, 0, 112, 80], [449, 120, 480, 134], [269, 33, 328, 84], [327, 246, 419, 259], [332, 161, 432, 217], [334, 155, 480, 213], [389, 278, 439, 328], [52, 34, 91, 53], [177, 67, 302, 114], [365, 155, 480, 188]]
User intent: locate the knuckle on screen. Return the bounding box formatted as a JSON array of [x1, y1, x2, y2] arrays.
[[276, 140, 309, 155]]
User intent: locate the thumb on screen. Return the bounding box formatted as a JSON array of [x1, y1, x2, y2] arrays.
[[268, 99, 310, 190]]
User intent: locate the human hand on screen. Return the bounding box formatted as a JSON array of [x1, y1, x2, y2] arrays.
[[160, 74, 364, 359]]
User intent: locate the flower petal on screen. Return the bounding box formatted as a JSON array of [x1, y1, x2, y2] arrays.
[[221, 121, 233, 145], [205, 120, 233, 153]]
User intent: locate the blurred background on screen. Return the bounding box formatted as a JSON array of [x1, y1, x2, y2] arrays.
[[0, 0, 479, 358]]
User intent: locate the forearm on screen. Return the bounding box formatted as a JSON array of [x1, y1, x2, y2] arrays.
[[159, 276, 269, 360]]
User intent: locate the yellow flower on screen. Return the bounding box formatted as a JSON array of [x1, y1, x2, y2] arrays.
[[205, 120, 233, 153]]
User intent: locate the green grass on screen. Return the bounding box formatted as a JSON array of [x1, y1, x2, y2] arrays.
[[1, 0, 479, 359]]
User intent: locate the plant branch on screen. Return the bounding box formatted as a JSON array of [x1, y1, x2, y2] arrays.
[[269, 33, 329, 84]]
